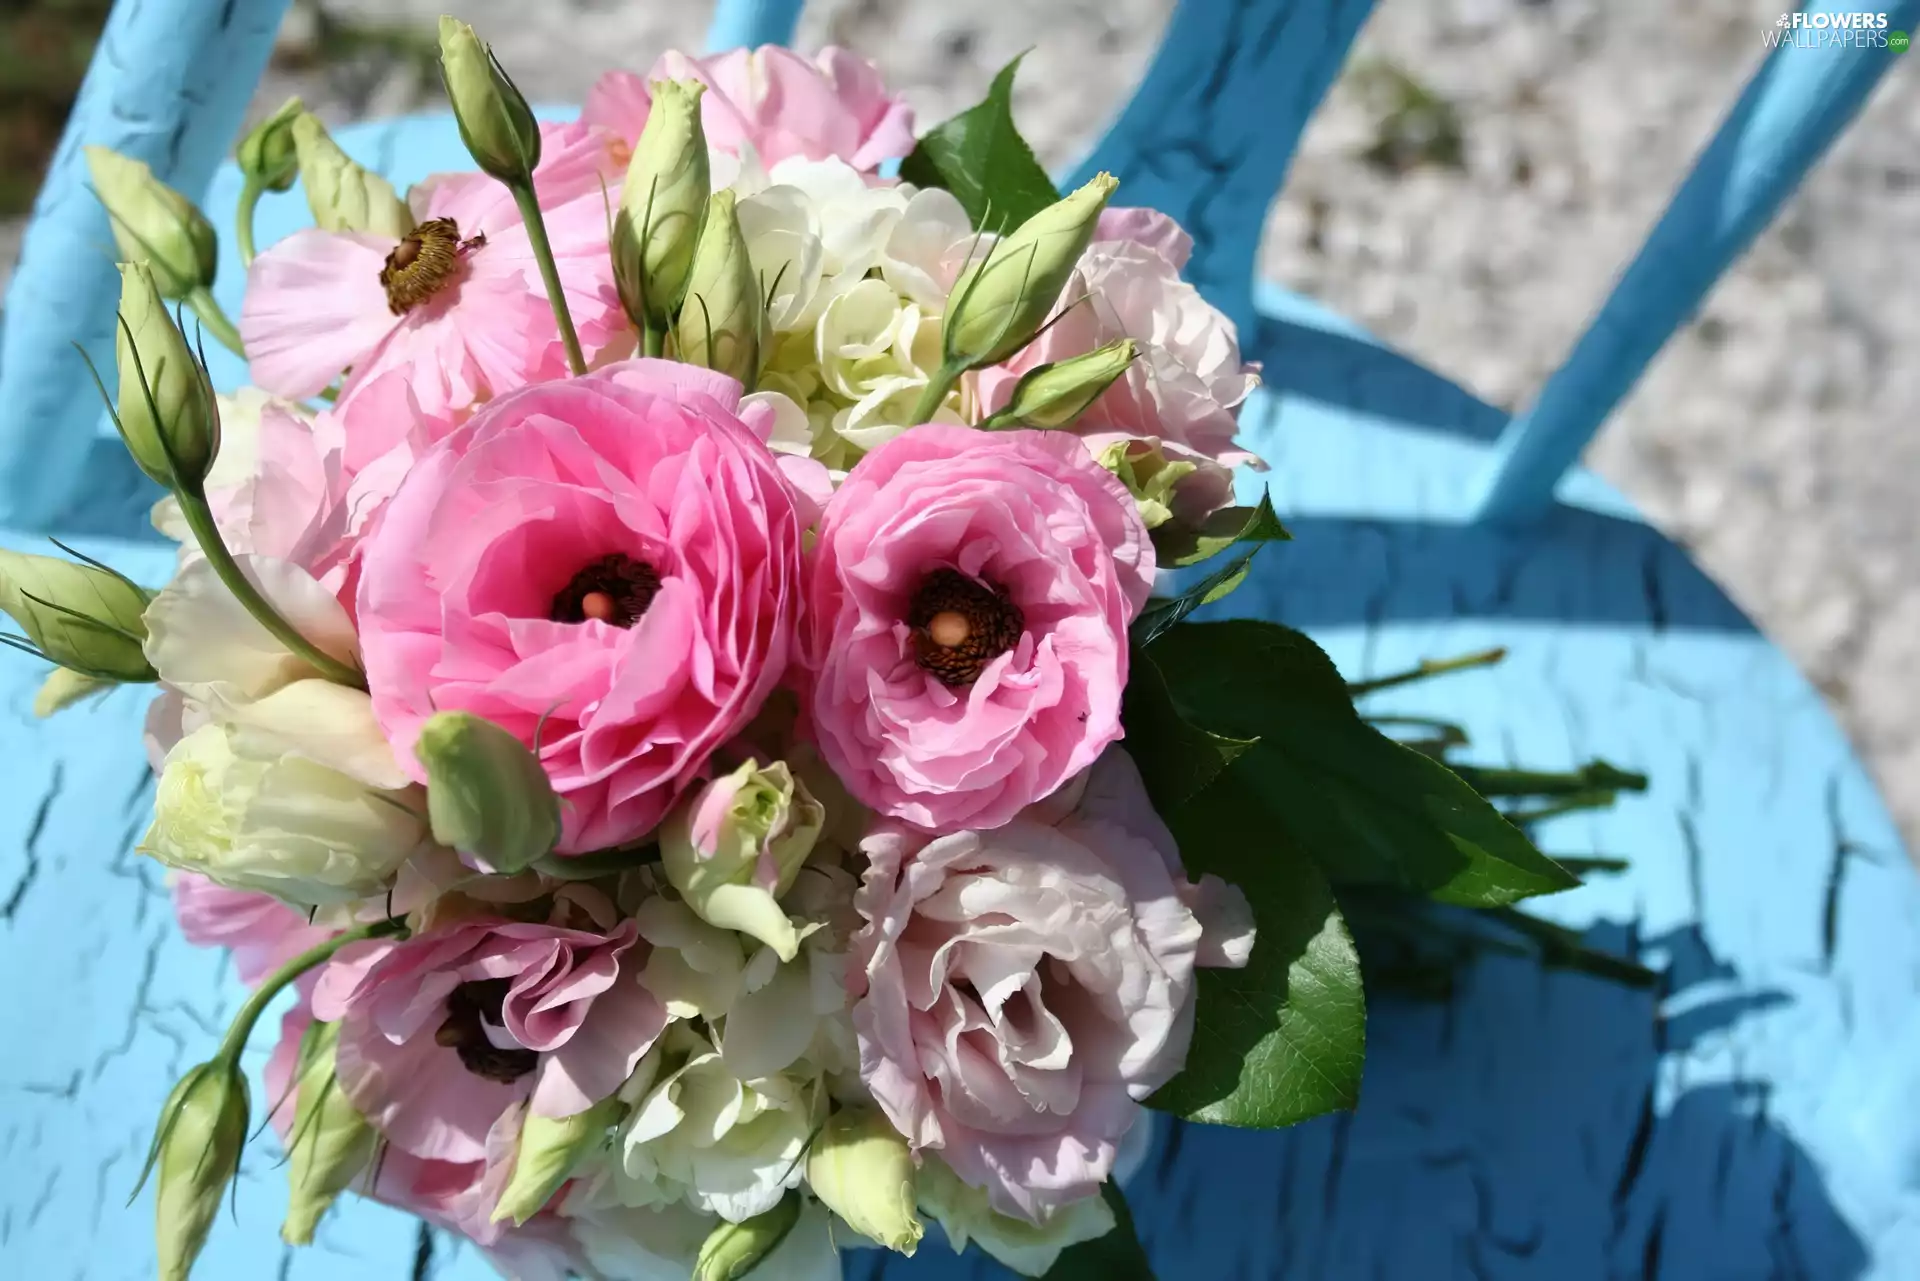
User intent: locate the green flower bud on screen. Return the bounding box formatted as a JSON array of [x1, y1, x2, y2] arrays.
[[0, 549, 154, 683], [437, 17, 542, 187], [942, 172, 1118, 372], [613, 79, 709, 328], [917, 1156, 1116, 1277], [282, 1020, 377, 1245], [806, 1108, 922, 1255], [83, 145, 217, 300], [144, 1059, 250, 1281], [291, 113, 414, 239], [982, 338, 1137, 430], [492, 1097, 622, 1227], [237, 96, 306, 193], [112, 262, 219, 488], [1096, 438, 1198, 531], [692, 1191, 802, 1281], [414, 711, 561, 874], [676, 190, 764, 385], [660, 759, 824, 962], [34, 667, 114, 717]]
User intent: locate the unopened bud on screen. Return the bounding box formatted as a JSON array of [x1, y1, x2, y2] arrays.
[[35, 667, 114, 717], [291, 113, 414, 239], [84, 146, 218, 300], [614, 79, 709, 328], [692, 1191, 802, 1281], [415, 711, 561, 874], [660, 758, 822, 961], [0, 550, 154, 683], [983, 338, 1137, 430], [143, 1059, 250, 1281], [437, 17, 542, 186], [237, 97, 306, 193], [492, 1097, 622, 1226], [282, 1020, 377, 1245], [807, 1108, 922, 1255], [943, 173, 1117, 371], [1096, 438, 1198, 531], [676, 190, 764, 385], [111, 263, 219, 488]]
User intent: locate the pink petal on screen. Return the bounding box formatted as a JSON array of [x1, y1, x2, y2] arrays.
[[241, 229, 400, 399]]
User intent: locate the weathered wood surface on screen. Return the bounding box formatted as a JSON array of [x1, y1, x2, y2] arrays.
[[3, 87, 1917, 1281]]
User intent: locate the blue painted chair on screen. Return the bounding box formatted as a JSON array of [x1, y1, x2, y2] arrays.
[[3, 1, 1918, 1277]]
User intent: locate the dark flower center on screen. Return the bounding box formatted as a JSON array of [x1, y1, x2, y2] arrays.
[[551, 553, 663, 627], [435, 978, 538, 1083], [909, 569, 1024, 687], [380, 217, 485, 315]]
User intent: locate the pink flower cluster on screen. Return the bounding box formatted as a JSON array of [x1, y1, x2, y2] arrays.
[[151, 38, 1265, 1275]]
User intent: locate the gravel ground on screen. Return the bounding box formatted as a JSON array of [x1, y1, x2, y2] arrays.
[[4, 0, 1916, 845]]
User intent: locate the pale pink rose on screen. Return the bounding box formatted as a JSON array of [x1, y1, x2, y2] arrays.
[[974, 234, 1262, 526], [171, 873, 332, 986], [241, 121, 630, 421], [849, 747, 1254, 1220], [265, 1006, 585, 1275], [356, 359, 808, 851], [582, 46, 915, 172], [311, 889, 665, 1164], [802, 425, 1152, 831]]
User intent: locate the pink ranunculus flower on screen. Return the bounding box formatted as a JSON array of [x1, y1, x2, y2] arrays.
[[241, 121, 631, 422], [849, 747, 1255, 1221], [171, 873, 333, 986], [311, 887, 666, 1165], [582, 46, 915, 173], [974, 225, 1263, 528], [356, 359, 809, 852], [803, 425, 1152, 831], [265, 1005, 586, 1277]]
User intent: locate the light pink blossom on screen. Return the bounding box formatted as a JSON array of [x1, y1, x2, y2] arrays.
[[241, 121, 630, 422], [311, 890, 665, 1165], [582, 46, 915, 172], [355, 359, 809, 851], [803, 425, 1152, 831], [171, 873, 332, 986], [849, 748, 1254, 1220]]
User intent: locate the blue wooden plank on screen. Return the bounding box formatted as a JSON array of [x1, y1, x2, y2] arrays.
[[705, 0, 807, 53], [8, 112, 1920, 1281], [0, 0, 293, 532], [1066, 0, 1377, 339], [1472, 0, 1920, 526]]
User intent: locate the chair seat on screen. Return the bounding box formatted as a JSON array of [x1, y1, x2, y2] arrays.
[[4, 113, 1917, 1281]]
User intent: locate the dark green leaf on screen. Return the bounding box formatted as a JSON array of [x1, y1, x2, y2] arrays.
[[1131, 496, 1287, 645], [1152, 493, 1291, 569], [1120, 644, 1255, 812], [1150, 620, 1579, 907], [1042, 1184, 1155, 1280], [1147, 762, 1365, 1126], [898, 55, 1059, 230]]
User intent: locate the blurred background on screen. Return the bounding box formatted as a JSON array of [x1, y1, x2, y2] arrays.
[[2, 0, 1915, 846]]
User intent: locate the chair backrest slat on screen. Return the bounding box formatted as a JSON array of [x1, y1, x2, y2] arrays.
[[0, 0, 293, 530], [1473, 0, 1920, 524], [1069, 0, 1376, 340], [706, 0, 805, 54]]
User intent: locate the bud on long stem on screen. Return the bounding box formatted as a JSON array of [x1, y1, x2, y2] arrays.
[[235, 96, 305, 268], [282, 1021, 377, 1245], [0, 548, 155, 683], [84, 146, 217, 301], [291, 113, 414, 239], [676, 191, 764, 387], [104, 263, 219, 489], [614, 79, 710, 345], [981, 338, 1137, 430]]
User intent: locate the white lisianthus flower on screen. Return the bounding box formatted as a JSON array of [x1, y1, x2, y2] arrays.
[[142, 722, 426, 907], [917, 1156, 1117, 1277]]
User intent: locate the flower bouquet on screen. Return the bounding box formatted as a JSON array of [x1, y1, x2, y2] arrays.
[[8, 20, 1647, 1281]]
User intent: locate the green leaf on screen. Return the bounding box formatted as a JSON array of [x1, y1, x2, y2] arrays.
[[1147, 762, 1365, 1126], [1149, 620, 1579, 907], [1120, 644, 1255, 812], [1131, 495, 1288, 645], [1042, 1184, 1155, 1280], [898, 55, 1059, 230], [1152, 493, 1292, 569]]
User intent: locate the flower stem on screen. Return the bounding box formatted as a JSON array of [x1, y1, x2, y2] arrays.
[[910, 362, 963, 426], [642, 324, 665, 359], [174, 487, 366, 689], [236, 178, 265, 269], [215, 917, 406, 1065], [511, 182, 588, 376], [1346, 647, 1508, 699], [183, 285, 246, 359], [1450, 760, 1649, 798]]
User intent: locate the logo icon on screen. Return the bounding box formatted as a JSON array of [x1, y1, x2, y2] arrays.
[[1892, 29, 1911, 50]]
